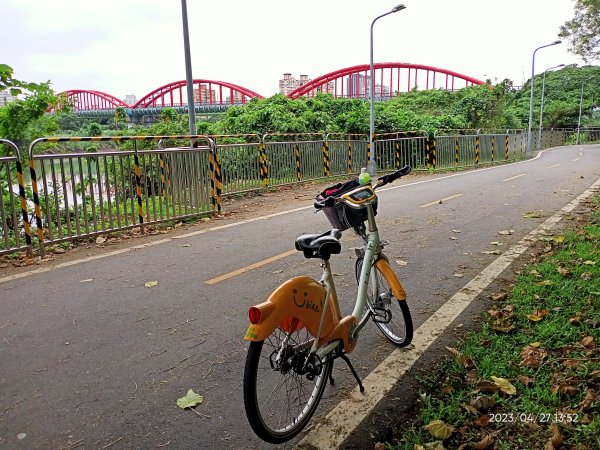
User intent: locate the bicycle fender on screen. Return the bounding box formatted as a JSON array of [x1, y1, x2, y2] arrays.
[[375, 257, 407, 300], [244, 276, 340, 342]]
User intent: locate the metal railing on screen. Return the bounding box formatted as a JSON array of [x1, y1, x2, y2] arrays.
[[26, 135, 217, 256], [0, 128, 590, 257], [0, 139, 33, 256]]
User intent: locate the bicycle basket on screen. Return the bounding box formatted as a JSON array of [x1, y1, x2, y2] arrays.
[[316, 180, 378, 231]]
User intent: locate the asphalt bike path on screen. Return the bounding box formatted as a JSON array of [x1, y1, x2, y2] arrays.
[[0, 145, 598, 449]]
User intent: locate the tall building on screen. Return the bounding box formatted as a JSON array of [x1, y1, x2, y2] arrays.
[[0, 90, 17, 106], [279, 73, 312, 95], [124, 94, 137, 106], [194, 84, 216, 103]]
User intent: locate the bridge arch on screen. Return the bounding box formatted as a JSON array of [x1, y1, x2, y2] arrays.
[[133, 79, 264, 109], [287, 63, 485, 99], [57, 90, 129, 111]]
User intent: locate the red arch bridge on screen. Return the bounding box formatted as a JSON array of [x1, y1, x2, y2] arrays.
[[56, 63, 484, 118]]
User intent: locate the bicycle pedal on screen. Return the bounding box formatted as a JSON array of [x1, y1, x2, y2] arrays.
[[372, 308, 391, 324]]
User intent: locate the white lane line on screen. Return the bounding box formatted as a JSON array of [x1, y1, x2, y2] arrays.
[[294, 175, 600, 450], [419, 193, 464, 208], [546, 164, 561, 169], [502, 173, 527, 182], [0, 150, 553, 285]]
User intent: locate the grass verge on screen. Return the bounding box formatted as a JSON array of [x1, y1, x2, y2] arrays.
[[384, 196, 600, 450]]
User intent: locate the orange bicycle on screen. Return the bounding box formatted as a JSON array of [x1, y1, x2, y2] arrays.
[[243, 166, 414, 443]]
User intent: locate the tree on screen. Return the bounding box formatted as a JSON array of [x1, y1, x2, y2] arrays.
[[0, 65, 64, 153], [559, 0, 600, 62]]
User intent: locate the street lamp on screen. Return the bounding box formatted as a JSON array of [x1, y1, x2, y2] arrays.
[[537, 63, 564, 149], [181, 0, 196, 138], [368, 4, 406, 176], [576, 76, 595, 145], [526, 40, 561, 154]]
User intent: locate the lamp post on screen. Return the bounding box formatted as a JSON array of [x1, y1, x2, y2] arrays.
[[537, 63, 564, 149], [576, 76, 595, 145], [368, 4, 406, 176], [526, 40, 561, 154], [181, 0, 196, 138]]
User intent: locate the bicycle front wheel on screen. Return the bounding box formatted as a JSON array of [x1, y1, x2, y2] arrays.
[[243, 323, 332, 444], [355, 258, 413, 347]]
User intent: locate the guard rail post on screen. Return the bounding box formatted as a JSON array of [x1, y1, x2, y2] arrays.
[[475, 129, 481, 164], [322, 137, 330, 177], [132, 140, 145, 234], [27, 141, 46, 257], [0, 139, 33, 257]]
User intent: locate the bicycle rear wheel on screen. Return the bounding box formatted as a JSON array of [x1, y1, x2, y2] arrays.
[[243, 322, 332, 444], [355, 258, 413, 347]]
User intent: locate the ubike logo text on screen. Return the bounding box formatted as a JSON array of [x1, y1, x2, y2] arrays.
[[292, 289, 321, 313]]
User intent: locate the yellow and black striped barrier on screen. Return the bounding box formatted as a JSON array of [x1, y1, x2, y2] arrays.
[[454, 136, 459, 165], [132, 148, 145, 231], [28, 159, 45, 255], [475, 135, 480, 164], [395, 141, 401, 169], [505, 135, 509, 160], [259, 143, 269, 187], [295, 143, 301, 181], [213, 148, 223, 214], [347, 141, 353, 173], [491, 135, 495, 162], [0, 139, 33, 257], [322, 141, 330, 177]]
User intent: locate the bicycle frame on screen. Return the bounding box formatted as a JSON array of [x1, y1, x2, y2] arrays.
[[244, 199, 406, 356]]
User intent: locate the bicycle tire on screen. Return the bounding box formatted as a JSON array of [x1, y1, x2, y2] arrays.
[[355, 258, 413, 347], [243, 324, 332, 444]]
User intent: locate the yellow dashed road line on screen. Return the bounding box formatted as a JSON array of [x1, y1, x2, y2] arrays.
[[502, 173, 527, 182], [419, 193, 464, 208], [204, 249, 297, 285]]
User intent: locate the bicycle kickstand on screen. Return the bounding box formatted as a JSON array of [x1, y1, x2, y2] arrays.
[[336, 350, 365, 393]]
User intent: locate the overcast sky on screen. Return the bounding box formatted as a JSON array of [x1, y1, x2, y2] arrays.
[[1, 0, 589, 101]]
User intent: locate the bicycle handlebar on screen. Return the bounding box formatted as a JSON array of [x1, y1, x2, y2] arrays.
[[373, 165, 411, 189], [313, 165, 411, 210]]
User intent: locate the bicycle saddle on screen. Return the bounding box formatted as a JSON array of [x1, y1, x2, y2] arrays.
[[295, 229, 342, 260]]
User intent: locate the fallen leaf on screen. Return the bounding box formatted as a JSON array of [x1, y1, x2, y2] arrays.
[[490, 241, 503, 246], [518, 375, 535, 386], [179, 243, 191, 247], [415, 442, 446, 450], [272, 270, 283, 274], [481, 250, 501, 255], [469, 396, 496, 412], [177, 389, 203, 409], [445, 347, 474, 368], [579, 389, 595, 412], [475, 380, 500, 393], [454, 273, 464, 278], [144, 281, 159, 288], [452, 229, 462, 233], [583, 260, 596, 266], [490, 376, 516, 395], [557, 266, 571, 277], [547, 423, 563, 448], [581, 335, 596, 349], [498, 230, 514, 235], [79, 278, 94, 283], [520, 345, 548, 368], [472, 434, 494, 449], [96, 236, 107, 244], [395, 260, 408, 267], [523, 211, 541, 218], [489, 291, 508, 302], [474, 415, 491, 427], [449, 236, 458, 240], [424, 420, 455, 440]]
